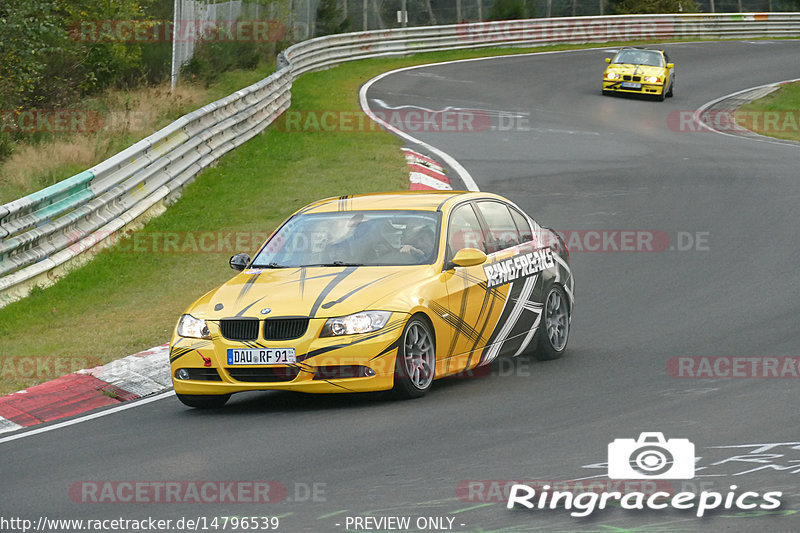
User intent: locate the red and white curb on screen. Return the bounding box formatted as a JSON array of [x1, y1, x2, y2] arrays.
[[0, 343, 171, 435], [403, 148, 451, 190]]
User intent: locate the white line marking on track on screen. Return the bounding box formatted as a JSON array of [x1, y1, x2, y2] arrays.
[[693, 77, 800, 147], [0, 390, 175, 445]]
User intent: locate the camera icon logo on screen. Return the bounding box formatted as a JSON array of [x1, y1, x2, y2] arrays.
[[608, 432, 695, 480]]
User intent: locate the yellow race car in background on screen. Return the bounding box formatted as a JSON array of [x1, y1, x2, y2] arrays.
[[169, 191, 574, 408], [602, 47, 675, 101]]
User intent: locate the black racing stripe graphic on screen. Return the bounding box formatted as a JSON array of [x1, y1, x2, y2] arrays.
[[428, 300, 482, 346], [298, 319, 405, 362], [428, 300, 461, 356], [320, 272, 398, 310], [465, 282, 505, 369], [322, 379, 354, 391], [298, 267, 307, 298], [235, 272, 262, 305], [277, 270, 343, 287], [483, 280, 524, 349], [452, 269, 505, 300], [169, 347, 194, 363], [448, 273, 472, 354], [373, 337, 402, 359], [481, 274, 538, 365], [235, 296, 266, 317], [308, 266, 358, 318]]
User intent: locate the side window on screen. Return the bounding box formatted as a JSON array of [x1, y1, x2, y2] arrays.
[[447, 204, 486, 259], [509, 207, 534, 244], [476, 201, 519, 253]]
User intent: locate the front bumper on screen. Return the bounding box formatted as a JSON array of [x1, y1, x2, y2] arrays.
[[169, 314, 406, 395], [603, 80, 664, 96]]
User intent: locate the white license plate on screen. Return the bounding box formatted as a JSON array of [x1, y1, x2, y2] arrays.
[[227, 348, 296, 365], [621, 82, 641, 89]]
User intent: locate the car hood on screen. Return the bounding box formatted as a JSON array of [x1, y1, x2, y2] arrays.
[[196, 266, 428, 320], [606, 64, 667, 76]]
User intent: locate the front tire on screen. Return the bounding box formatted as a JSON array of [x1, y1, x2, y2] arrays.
[[666, 81, 674, 97], [535, 285, 570, 361], [176, 393, 230, 409], [392, 316, 435, 399]]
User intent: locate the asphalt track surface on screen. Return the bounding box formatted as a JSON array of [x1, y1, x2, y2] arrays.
[[3, 40, 800, 532]]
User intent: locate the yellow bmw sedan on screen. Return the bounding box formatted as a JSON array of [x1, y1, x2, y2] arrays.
[[169, 191, 574, 408], [602, 47, 675, 101]]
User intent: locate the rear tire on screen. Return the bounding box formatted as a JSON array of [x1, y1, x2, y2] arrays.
[[535, 285, 570, 361], [392, 316, 435, 399], [177, 393, 230, 409]]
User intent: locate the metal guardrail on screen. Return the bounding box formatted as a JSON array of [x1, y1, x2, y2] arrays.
[[1, 13, 798, 306]]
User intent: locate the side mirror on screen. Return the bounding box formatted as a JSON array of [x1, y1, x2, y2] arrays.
[[229, 253, 251, 271], [448, 248, 487, 269], [605, 58, 611, 64], [666, 63, 674, 69]]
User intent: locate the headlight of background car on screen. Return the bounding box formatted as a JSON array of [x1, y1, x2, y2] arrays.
[[644, 76, 660, 83], [606, 72, 619, 80], [321, 311, 391, 337], [177, 314, 211, 339]]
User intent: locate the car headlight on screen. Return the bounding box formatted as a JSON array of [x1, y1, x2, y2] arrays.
[[644, 76, 660, 83], [606, 72, 619, 80], [177, 314, 211, 339], [320, 311, 392, 337]]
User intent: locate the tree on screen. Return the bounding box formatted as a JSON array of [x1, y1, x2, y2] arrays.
[[316, 0, 351, 36]]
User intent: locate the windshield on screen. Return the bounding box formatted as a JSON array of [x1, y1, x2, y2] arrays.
[[612, 50, 664, 67], [251, 210, 442, 267]]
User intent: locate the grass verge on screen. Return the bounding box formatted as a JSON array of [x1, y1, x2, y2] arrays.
[[0, 40, 687, 395], [737, 81, 800, 142], [0, 63, 276, 204]]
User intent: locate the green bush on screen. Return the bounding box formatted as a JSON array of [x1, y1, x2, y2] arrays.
[[0, 132, 13, 162], [612, 0, 700, 13], [488, 0, 535, 20]]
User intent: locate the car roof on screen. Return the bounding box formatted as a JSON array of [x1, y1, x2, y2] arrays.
[[296, 190, 508, 214], [618, 47, 664, 55]]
